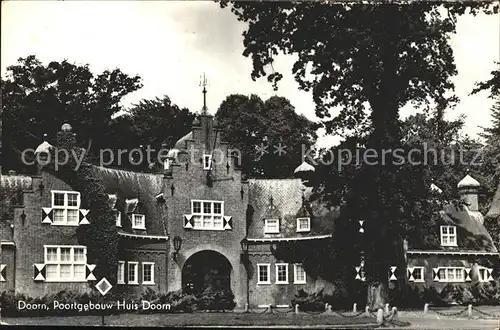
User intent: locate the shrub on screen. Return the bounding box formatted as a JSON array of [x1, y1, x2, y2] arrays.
[[291, 289, 325, 311], [196, 287, 236, 311]]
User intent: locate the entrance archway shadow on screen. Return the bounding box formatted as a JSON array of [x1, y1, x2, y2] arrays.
[[182, 250, 232, 295]]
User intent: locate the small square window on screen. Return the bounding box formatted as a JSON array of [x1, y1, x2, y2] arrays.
[[264, 219, 279, 234], [440, 226, 457, 246], [132, 214, 146, 230], [296, 218, 310, 232], [413, 267, 424, 282], [67, 193, 79, 207], [193, 201, 202, 213], [53, 193, 65, 206], [214, 203, 222, 214]]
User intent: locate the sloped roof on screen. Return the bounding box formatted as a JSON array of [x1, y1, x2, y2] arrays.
[[439, 204, 497, 253], [247, 179, 336, 239], [457, 174, 480, 188], [91, 166, 165, 236], [174, 131, 193, 150]]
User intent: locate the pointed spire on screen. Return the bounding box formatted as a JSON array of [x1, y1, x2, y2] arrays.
[[200, 73, 208, 115]]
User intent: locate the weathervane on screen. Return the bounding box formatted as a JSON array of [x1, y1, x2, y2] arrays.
[[200, 73, 208, 115]]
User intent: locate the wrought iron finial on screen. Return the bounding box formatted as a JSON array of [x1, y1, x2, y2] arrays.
[[200, 73, 208, 115]]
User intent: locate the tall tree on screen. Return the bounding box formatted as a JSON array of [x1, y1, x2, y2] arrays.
[[1, 55, 142, 173], [106, 96, 195, 171], [221, 2, 498, 307], [215, 94, 319, 178]]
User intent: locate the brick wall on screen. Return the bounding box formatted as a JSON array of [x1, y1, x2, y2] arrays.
[[165, 115, 249, 308], [12, 172, 92, 296]]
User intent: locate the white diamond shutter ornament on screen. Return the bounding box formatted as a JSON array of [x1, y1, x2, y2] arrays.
[[487, 268, 494, 281], [33, 264, 46, 281], [79, 209, 90, 225], [358, 220, 365, 233], [465, 268, 472, 281], [389, 266, 397, 281], [433, 268, 440, 281], [41, 207, 53, 224], [184, 215, 193, 229], [355, 266, 361, 280], [96, 277, 112, 296], [223, 216, 232, 230], [86, 264, 96, 281], [0, 264, 5, 282]]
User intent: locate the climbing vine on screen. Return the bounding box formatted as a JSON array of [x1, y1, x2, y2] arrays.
[[46, 129, 119, 284]]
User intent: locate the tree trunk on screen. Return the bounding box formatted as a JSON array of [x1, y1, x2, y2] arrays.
[[367, 281, 388, 310]]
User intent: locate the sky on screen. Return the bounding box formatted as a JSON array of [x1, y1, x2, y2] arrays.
[[1, 1, 499, 148]]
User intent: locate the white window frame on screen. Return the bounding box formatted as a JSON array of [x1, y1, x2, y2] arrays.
[[117, 261, 125, 284], [477, 266, 490, 282], [264, 219, 280, 234], [413, 267, 425, 282], [440, 225, 457, 247], [142, 262, 155, 285], [127, 262, 139, 284], [43, 245, 87, 282], [132, 214, 146, 230], [275, 263, 289, 284], [437, 267, 465, 283], [296, 217, 311, 232], [294, 264, 306, 284], [115, 210, 122, 227], [191, 200, 224, 230], [203, 154, 212, 170], [164, 158, 171, 170], [257, 263, 271, 285], [51, 190, 81, 226]]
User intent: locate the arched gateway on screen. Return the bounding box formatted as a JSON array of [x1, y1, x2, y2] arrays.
[[181, 250, 232, 294]]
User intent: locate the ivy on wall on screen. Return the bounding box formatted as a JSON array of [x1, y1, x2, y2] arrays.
[[46, 130, 119, 284]]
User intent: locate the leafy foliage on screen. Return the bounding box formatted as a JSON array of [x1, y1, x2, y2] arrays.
[[195, 286, 236, 311], [215, 94, 319, 178], [46, 129, 119, 284], [1, 55, 142, 173]]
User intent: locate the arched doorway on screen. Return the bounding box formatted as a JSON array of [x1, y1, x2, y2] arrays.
[[182, 250, 232, 294]]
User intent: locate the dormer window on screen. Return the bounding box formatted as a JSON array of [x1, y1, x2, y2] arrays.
[[264, 219, 279, 234], [296, 217, 310, 232], [132, 214, 146, 230], [440, 225, 457, 246], [203, 154, 212, 170]]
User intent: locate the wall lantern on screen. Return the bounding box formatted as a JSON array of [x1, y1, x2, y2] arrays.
[[240, 238, 249, 254], [38, 182, 45, 196], [172, 236, 182, 261], [20, 211, 26, 226]]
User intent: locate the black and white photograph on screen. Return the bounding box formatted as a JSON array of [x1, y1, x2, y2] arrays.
[[0, 0, 499, 328]]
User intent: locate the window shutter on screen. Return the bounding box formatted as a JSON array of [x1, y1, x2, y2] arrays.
[[432, 268, 440, 281], [389, 266, 397, 281], [0, 264, 6, 282], [79, 209, 90, 225], [223, 216, 232, 230], [184, 215, 194, 229], [41, 208, 53, 224], [464, 268, 472, 281], [33, 264, 46, 281], [407, 267, 415, 282], [86, 264, 96, 281], [487, 268, 494, 281]]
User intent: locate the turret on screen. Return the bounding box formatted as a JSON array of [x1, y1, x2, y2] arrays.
[[457, 174, 480, 212]]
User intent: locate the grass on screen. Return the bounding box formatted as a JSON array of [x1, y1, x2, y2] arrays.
[[2, 312, 378, 327]]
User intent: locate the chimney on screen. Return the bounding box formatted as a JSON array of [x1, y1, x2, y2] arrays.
[[457, 174, 480, 212]]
